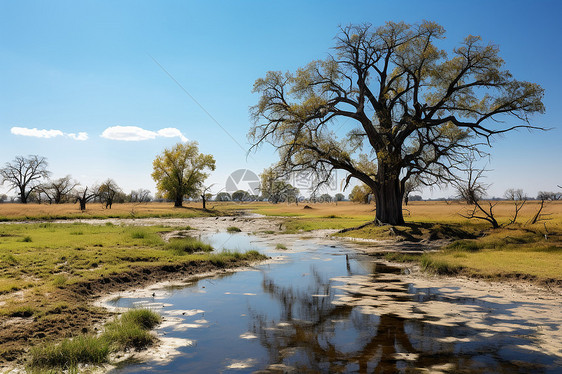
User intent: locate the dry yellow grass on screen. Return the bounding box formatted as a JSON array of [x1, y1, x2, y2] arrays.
[[0, 202, 217, 220]]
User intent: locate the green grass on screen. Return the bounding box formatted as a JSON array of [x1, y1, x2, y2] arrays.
[[226, 226, 242, 233], [28, 308, 160, 370], [165, 237, 213, 254], [282, 217, 368, 233], [275, 243, 288, 250], [29, 334, 111, 369], [378, 225, 561, 282], [0, 222, 268, 363]]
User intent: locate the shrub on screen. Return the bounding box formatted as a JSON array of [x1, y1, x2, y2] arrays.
[[226, 226, 241, 233]]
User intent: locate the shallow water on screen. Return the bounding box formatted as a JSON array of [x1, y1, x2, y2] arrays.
[[107, 233, 560, 373]]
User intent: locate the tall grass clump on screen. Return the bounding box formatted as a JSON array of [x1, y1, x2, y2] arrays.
[[446, 240, 482, 252], [420, 254, 462, 275], [103, 308, 161, 350], [28, 308, 160, 370], [165, 237, 213, 254], [29, 335, 111, 369], [226, 226, 241, 233], [130, 229, 148, 239]]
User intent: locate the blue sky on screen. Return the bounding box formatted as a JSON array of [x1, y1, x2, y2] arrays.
[[1, 0, 561, 199]]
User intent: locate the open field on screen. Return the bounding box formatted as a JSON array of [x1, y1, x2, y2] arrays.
[[0, 202, 222, 221], [0, 200, 560, 367], [0, 222, 265, 364], [239, 200, 562, 284]]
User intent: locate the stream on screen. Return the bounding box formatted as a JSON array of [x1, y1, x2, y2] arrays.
[[105, 232, 560, 373]]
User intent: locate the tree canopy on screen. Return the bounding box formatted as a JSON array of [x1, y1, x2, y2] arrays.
[[152, 142, 216, 207], [249, 21, 544, 224], [0, 155, 50, 204], [260, 167, 299, 203]]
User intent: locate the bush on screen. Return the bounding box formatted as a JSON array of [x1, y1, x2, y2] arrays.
[[226, 226, 241, 233]]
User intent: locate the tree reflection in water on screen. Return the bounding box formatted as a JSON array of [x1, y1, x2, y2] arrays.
[[249, 261, 553, 373]]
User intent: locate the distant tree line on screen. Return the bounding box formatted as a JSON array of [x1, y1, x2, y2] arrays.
[[0, 154, 153, 210]]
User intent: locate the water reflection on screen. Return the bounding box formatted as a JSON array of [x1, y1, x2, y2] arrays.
[[107, 234, 560, 373], [251, 262, 558, 373]]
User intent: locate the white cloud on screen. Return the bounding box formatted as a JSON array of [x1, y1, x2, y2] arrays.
[[67, 132, 89, 141], [157, 128, 188, 142], [101, 126, 188, 142], [11, 127, 88, 141]]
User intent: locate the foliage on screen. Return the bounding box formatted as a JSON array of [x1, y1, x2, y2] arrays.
[[260, 167, 298, 203], [38, 175, 78, 204], [232, 189, 251, 201], [98, 179, 122, 209], [249, 21, 544, 225], [349, 184, 371, 204], [215, 192, 232, 201], [152, 142, 216, 207]]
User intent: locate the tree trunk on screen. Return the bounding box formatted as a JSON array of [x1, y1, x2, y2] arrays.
[[373, 176, 405, 225], [201, 194, 206, 210], [79, 199, 86, 211], [20, 188, 27, 204], [174, 195, 183, 207]]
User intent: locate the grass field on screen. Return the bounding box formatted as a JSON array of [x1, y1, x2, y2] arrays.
[[0, 221, 265, 363], [0, 201, 222, 221], [0, 199, 560, 366], [237, 200, 562, 283]]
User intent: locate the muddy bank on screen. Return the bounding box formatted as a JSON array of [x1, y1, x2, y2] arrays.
[[0, 257, 265, 369]]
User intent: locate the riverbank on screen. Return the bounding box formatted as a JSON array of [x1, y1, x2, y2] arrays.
[[1, 207, 560, 370], [0, 219, 269, 369]]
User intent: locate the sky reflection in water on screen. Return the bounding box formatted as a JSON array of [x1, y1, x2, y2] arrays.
[[107, 233, 560, 373]]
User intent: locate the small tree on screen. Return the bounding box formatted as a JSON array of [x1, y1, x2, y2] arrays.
[[260, 167, 299, 204], [232, 190, 251, 202], [152, 142, 216, 207], [403, 178, 420, 206], [537, 191, 562, 201], [98, 179, 121, 209], [0, 155, 50, 204], [504, 188, 527, 225], [200, 184, 214, 210], [215, 192, 231, 201], [349, 184, 371, 204], [75, 186, 98, 211], [319, 193, 333, 203], [455, 157, 499, 228], [129, 189, 152, 203], [39, 176, 78, 204], [335, 193, 345, 202]]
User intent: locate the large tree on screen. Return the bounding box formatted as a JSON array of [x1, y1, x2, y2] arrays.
[[152, 142, 216, 207], [0, 155, 50, 204], [249, 21, 544, 224]]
